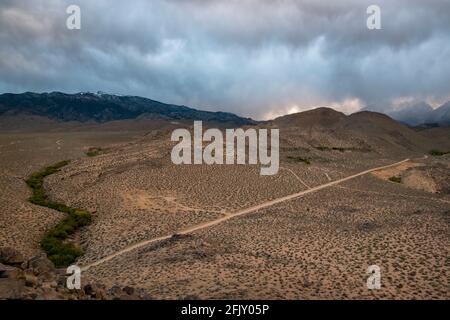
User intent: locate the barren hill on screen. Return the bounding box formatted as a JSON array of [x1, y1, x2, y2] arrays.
[[274, 107, 347, 128], [273, 108, 438, 155]]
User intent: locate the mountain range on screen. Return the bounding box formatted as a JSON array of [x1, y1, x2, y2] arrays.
[[368, 101, 450, 127], [0, 92, 449, 128], [0, 92, 255, 126]]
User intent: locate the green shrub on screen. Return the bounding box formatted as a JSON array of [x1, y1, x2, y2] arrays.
[[72, 210, 92, 226], [40, 209, 92, 266], [40, 234, 83, 267], [287, 156, 311, 165], [315, 146, 346, 152], [42, 238, 83, 268], [429, 149, 449, 156], [26, 161, 93, 267], [389, 176, 402, 183], [86, 147, 103, 157], [26, 160, 70, 206], [314, 146, 371, 153]]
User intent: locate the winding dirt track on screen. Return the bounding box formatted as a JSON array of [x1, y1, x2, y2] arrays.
[[81, 158, 410, 271]]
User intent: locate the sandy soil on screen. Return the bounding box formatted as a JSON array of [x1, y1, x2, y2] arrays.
[[1, 123, 449, 300]]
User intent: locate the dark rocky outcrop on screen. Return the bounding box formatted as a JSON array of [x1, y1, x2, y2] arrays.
[[0, 247, 24, 265], [0, 247, 151, 300]]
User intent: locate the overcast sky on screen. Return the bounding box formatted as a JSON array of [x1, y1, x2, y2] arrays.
[[1, 0, 449, 119]]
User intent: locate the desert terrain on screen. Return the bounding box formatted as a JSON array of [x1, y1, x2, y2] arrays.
[[1, 109, 449, 299]]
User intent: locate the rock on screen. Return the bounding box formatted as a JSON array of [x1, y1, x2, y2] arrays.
[[2, 253, 148, 300], [39, 271, 57, 283], [123, 286, 135, 295], [21, 261, 29, 269], [35, 288, 64, 300], [0, 247, 24, 265], [41, 280, 58, 289], [24, 292, 39, 300], [0, 263, 22, 279], [82, 283, 109, 299], [0, 263, 14, 272], [108, 285, 122, 296], [54, 268, 68, 287], [134, 288, 152, 300], [83, 284, 94, 296], [94, 287, 108, 300], [28, 254, 55, 275], [0, 278, 25, 299], [24, 272, 39, 287], [116, 293, 140, 300]]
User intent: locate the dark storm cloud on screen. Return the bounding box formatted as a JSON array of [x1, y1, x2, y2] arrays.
[[1, 0, 449, 119]]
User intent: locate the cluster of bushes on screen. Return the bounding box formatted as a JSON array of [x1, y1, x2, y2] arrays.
[[388, 176, 402, 183], [429, 149, 449, 156], [25, 161, 92, 267], [315, 146, 344, 152], [315, 146, 371, 153], [287, 156, 311, 165], [25, 161, 70, 207], [86, 147, 103, 157], [41, 209, 92, 267], [282, 147, 310, 152]]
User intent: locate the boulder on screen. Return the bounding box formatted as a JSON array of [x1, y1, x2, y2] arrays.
[[39, 271, 57, 283], [123, 286, 135, 295], [0, 247, 24, 265], [83, 284, 94, 296], [0, 278, 25, 299], [24, 271, 39, 287], [115, 293, 140, 300], [0, 263, 22, 279], [0, 263, 13, 272], [41, 280, 58, 289], [34, 288, 65, 300], [108, 285, 122, 296], [27, 254, 55, 275]]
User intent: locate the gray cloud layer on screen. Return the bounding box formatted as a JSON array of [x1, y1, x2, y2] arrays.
[[1, 0, 450, 119]]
